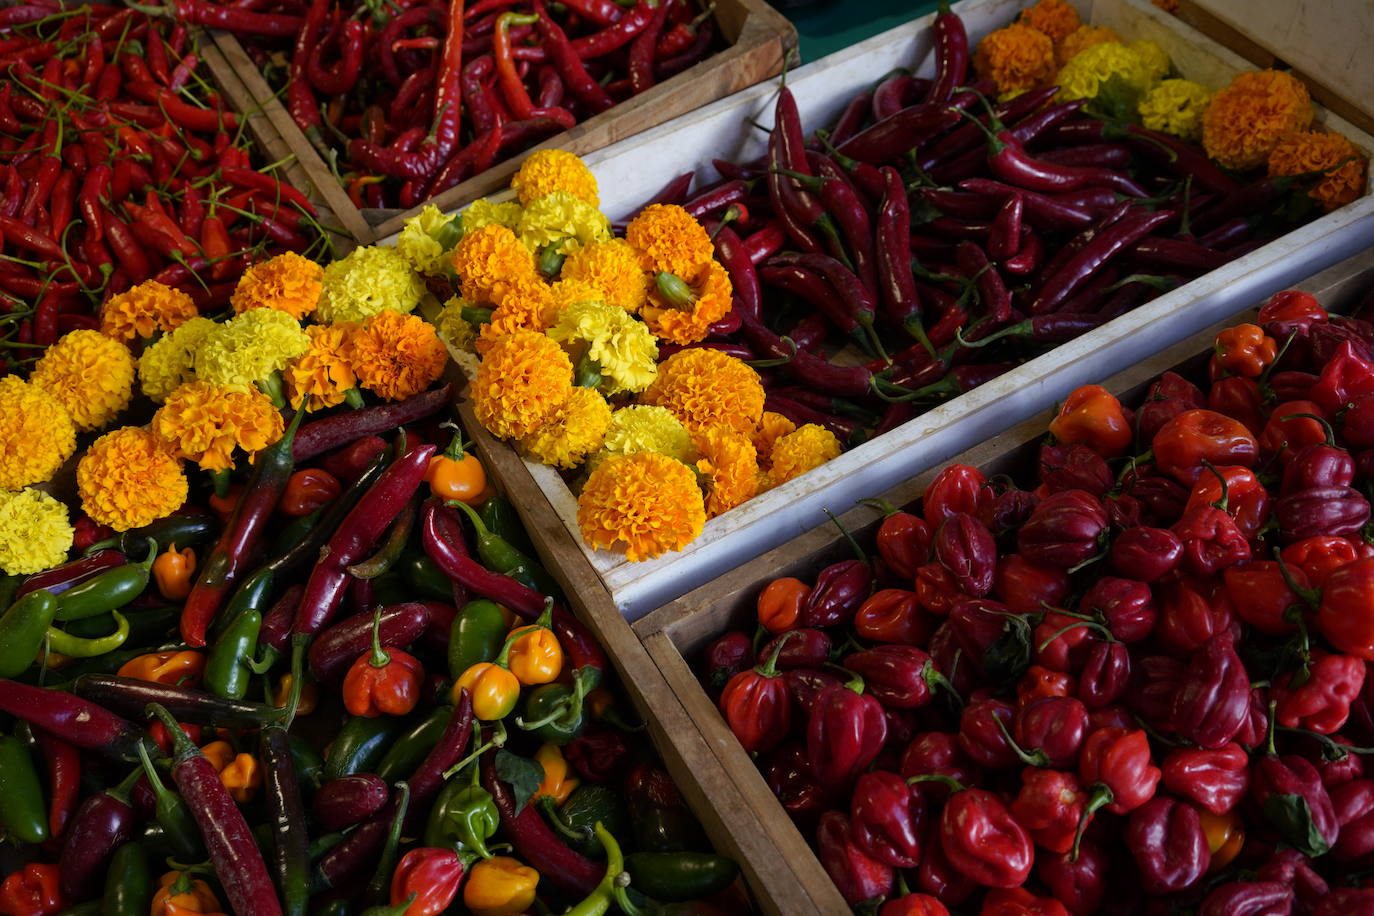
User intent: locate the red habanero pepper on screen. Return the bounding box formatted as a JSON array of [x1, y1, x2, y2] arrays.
[[807, 673, 887, 787], [929, 783, 1033, 888], [279, 469, 341, 517], [1078, 727, 1160, 818], [1223, 561, 1307, 636], [845, 645, 949, 709], [1330, 778, 1374, 861], [1016, 490, 1109, 571], [1153, 410, 1260, 484], [1019, 665, 1076, 706], [1251, 754, 1339, 857], [1161, 743, 1250, 815], [1009, 767, 1086, 854], [1282, 536, 1360, 587], [0, 864, 64, 916], [1185, 465, 1270, 540], [932, 513, 996, 597], [702, 631, 752, 693], [871, 505, 931, 582], [342, 609, 426, 718], [993, 555, 1069, 614], [1107, 527, 1182, 583], [1125, 796, 1210, 894], [1038, 444, 1113, 497], [981, 888, 1070, 916], [389, 847, 463, 916], [802, 559, 873, 628], [1272, 650, 1365, 734], [1259, 401, 1329, 462], [882, 895, 950, 916], [1275, 485, 1371, 543], [757, 577, 809, 634], [922, 464, 989, 525], [718, 632, 796, 754], [1154, 577, 1239, 658], [854, 589, 931, 646], [816, 810, 894, 906], [1259, 288, 1327, 336], [1135, 371, 1207, 445], [850, 770, 925, 868], [1172, 632, 1251, 749], [1208, 375, 1266, 438], [1048, 385, 1131, 457], [1311, 340, 1374, 413], [1214, 323, 1278, 377]]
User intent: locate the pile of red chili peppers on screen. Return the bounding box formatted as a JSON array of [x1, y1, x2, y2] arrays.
[[0, 1, 330, 353], [698, 285, 1374, 914], [641, 1, 1345, 448], [200, 0, 720, 210], [0, 387, 748, 916]]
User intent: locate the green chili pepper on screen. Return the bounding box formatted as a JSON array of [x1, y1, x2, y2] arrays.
[[402, 552, 456, 601], [375, 705, 453, 783], [424, 763, 498, 856], [0, 733, 48, 843], [448, 500, 558, 595], [47, 610, 130, 657], [136, 741, 204, 861], [480, 496, 534, 556], [137, 822, 176, 867], [323, 716, 404, 782], [545, 786, 630, 860], [0, 590, 58, 677], [632, 803, 708, 853], [53, 540, 157, 622], [0, 573, 20, 611], [517, 666, 601, 745], [347, 494, 420, 580], [204, 606, 262, 700], [309, 832, 344, 861], [210, 566, 274, 645], [103, 842, 152, 916], [363, 782, 409, 905], [357, 897, 413, 916], [290, 735, 325, 791], [268, 509, 322, 559], [565, 823, 624, 916], [623, 853, 739, 902], [63, 605, 178, 645], [85, 515, 218, 557], [448, 599, 511, 680]]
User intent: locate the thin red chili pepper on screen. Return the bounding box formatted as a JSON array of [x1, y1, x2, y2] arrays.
[[147, 29, 170, 85], [18, 157, 60, 226], [171, 0, 303, 37], [628, 0, 672, 95], [103, 213, 153, 282], [654, 17, 712, 78]]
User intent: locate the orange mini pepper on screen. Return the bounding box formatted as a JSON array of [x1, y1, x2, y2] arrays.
[[218, 752, 263, 803], [152, 871, 226, 916], [455, 663, 520, 721], [1213, 324, 1277, 378], [506, 624, 562, 686], [117, 650, 205, 688], [1048, 385, 1132, 457], [463, 856, 540, 916], [273, 673, 318, 716], [199, 740, 235, 774], [207, 484, 243, 522], [427, 425, 487, 505], [1198, 807, 1244, 871], [757, 577, 810, 634], [153, 544, 196, 601], [532, 743, 578, 805]]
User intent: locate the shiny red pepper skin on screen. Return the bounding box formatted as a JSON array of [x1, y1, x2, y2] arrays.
[[844, 646, 945, 709], [1124, 796, 1209, 894], [1330, 777, 1374, 861], [881, 894, 950, 916], [1161, 742, 1249, 814], [802, 559, 874, 628], [1172, 632, 1250, 749], [1186, 465, 1271, 539], [923, 465, 989, 525], [1036, 845, 1107, 916], [849, 770, 925, 868], [1014, 696, 1088, 768], [1272, 650, 1365, 734], [1017, 490, 1109, 570], [1223, 561, 1306, 635], [1172, 503, 1251, 578], [932, 513, 996, 597], [1078, 727, 1160, 815], [1283, 442, 1355, 494], [958, 695, 1019, 769], [854, 589, 931, 645], [761, 741, 829, 827], [1153, 409, 1261, 484], [702, 631, 753, 693], [1037, 444, 1112, 497], [1198, 881, 1296, 916], [758, 628, 832, 671], [1077, 642, 1130, 710], [719, 634, 794, 755], [1311, 341, 1374, 413], [1318, 558, 1374, 659], [1284, 535, 1362, 586], [1009, 767, 1085, 854], [807, 680, 887, 788], [992, 554, 1068, 614], [1275, 485, 1371, 542], [1079, 576, 1157, 644], [1135, 372, 1207, 445], [1252, 754, 1339, 857], [901, 732, 982, 804], [980, 888, 1070, 916], [816, 810, 894, 906], [937, 787, 1032, 888]]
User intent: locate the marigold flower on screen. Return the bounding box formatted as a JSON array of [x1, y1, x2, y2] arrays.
[[640, 260, 733, 345], [349, 309, 448, 401], [1056, 24, 1119, 66], [472, 330, 573, 439], [0, 377, 75, 489], [559, 239, 650, 313], [973, 23, 1056, 97], [1202, 69, 1313, 171], [1131, 40, 1170, 84], [461, 198, 524, 236], [511, 150, 599, 207], [453, 224, 539, 305], [193, 307, 310, 393], [398, 204, 460, 276], [517, 386, 611, 468], [577, 451, 705, 561], [433, 297, 478, 351], [588, 405, 696, 472], [30, 329, 135, 432], [752, 410, 796, 458], [286, 323, 358, 411], [694, 427, 758, 518], [1018, 0, 1080, 44], [77, 426, 188, 531], [138, 316, 217, 403], [640, 347, 764, 437], [100, 280, 199, 343], [625, 205, 714, 278], [516, 191, 612, 256], [1138, 78, 1212, 141], [1268, 130, 1368, 212], [318, 245, 425, 323], [1056, 41, 1156, 110], [0, 488, 72, 574], [475, 275, 556, 355], [153, 381, 285, 472], [547, 299, 659, 395], [764, 423, 842, 488], [230, 252, 322, 319]]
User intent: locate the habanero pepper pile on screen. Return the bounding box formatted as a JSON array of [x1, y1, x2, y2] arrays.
[[697, 285, 1374, 914]]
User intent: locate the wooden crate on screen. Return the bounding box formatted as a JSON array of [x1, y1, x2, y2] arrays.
[[629, 245, 1374, 914], [209, 0, 798, 245]]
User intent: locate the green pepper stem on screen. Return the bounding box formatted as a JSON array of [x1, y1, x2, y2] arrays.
[[755, 630, 799, 678], [368, 606, 391, 669], [443, 721, 508, 779], [821, 507, 868, 564], [1071, 784, 1114, 861], [281, 634, 308, 729], [992, 711, 1051, 768], [907, 772, 965, 792], [1281, 412, 1337, 448]]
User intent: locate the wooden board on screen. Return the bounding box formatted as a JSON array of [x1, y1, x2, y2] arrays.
[[631, 245, 1374, 911]]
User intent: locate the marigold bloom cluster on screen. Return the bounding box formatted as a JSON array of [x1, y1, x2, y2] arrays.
[[77, 427, 188, 531], [153, 382, 285, 472], [1268, 130, 1368, 212], [0, 488, 72, 575], [974, 23, 1056, 96], [511, 150, 600, 207], [318, 245, 425, 323], [30, 330, 135, 432], [1202, 69, 1313, 171], [577, 451, 705, 561], [230, 252, 322, 319], [0, 377, 76, 490], [100, 280, 198, 342]]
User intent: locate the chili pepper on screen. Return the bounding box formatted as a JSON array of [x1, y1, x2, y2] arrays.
[[1078, 726, 1160, 824], [458, 856, 538, 915], [1273, 650, 1365, 734], [814, 809, 894, 906], [56, 766, 139, 899], [803, 559, 873, 628], [808, 672, 887, 787], [1153, 409, 1260, 484], [1124, 796, 1210, 894], [1214, 323, 1279, 377], [1016, 489, 1108, 570], [911, 778, 1031, 889], [0, 864, 64, 916], [0, 590, 58, 678], [853, 589, 930, 649], [101, 841, 151, 916], [1047, 385, 1131, 457], [1276, 485, 1371, 542], [117, 650, 205, 687], [1198, 881, 1296, 916], [1169, 631, 1250, 749], [203, 606, 261, 701], [305, 603, 430, 686], [426, 429, 486, 504], [134, 741, 203, 863], [337, 605, 425, 719], [46, 609, 130, 656], [481, 753, 601, 896], [1283, 536, 1360, 587], [294, 389, 451, 464], [1008, 767, 1085, 854], [0, 732, 48, 846], [1252, 754, 1339, 857], [719, 631, 795, 754], [1160, 743, 1250, 815], [992, 554, 1067, 614], [450, 499, 556, 595], [278, 469, 341, 518], [149, 543, 195, 602], [49, 542, 154, 623]]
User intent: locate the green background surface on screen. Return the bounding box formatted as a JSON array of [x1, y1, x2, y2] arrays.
[[782, 0, 942, 62]]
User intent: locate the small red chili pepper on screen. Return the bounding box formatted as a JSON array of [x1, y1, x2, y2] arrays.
[[1272, 650, 1365, 735], [389, 847, 464, 916], [718, 632, 796, 754], [279, 468, 342, 518], [342, 607, 426, 718], [0, 863, 65, 916], [1009, 767, 1086, 854]]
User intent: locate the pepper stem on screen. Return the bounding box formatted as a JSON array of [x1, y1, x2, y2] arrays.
[[856, 498, 899, 518], [745, 336, 798, 369], [145, 703, 200, 762], [821, 508, 867, 564], [281, 634, 308, 729], [956, 321, 1025, 350], [1280, 412, 1337, 448], [1201, 459, 1230, 512], [367, 606, 391, 669], [906, 772, 965, 792], [991, 712, 1050, 768], [755, 630, 800, 678], [1071, 784, 1113, 861], [439, 421, 471, 460], [442, 720, 508, 779], [515, 666, 601, 733]]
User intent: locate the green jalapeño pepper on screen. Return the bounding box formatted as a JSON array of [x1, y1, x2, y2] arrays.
[[517, 666, 602, 745], [63, 605, 178, 645], [47, 610, 130, 657], [54, 540, 157, 622], [136, 742, 204, 861], [403, 552, 456, 601], [376, 706, 453, 783], [544, 785, 630, 860], [204, 606, 262, 700], [85, 515, 217, 556], [323, 716, 404, 781], [448, 500, 559, 595], [0, 733, 48, 843], [479, 496, 534, 556], [623, 853, 740, 902], [103, 842, 152, 916], [209, 566, 274, 645], [424, 764, 498, 857], [0, 590, 59, 677], [449, 599, 511, 680]]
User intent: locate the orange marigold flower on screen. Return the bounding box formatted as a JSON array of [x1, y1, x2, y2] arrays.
[[1018, 0, 1081, 44], [694, 427, 759, 518], [559, 239, 650, 313], [152, 381, 285, 472], [1268, 130, 1368, 212], [472, 329, 573, 439], [1202, 69, 1313, 171], [30, 329, 135, 432], [752, 410, 796, 458], [77, 426, 188, 531], [452, 224, 538, 304], [764, 423, 842, 489], [349, 309, 447, 402], [0, 376, 76, 490], [230, 252, 322, 319], [576, 451, 705, 561], [285, 323, 358, 411], [100, 280, 199, 343], [475, 275, 555, 355], [1056, 24, 1119, 66], [640, 347, 764, 437], [640, 260, 733, 345], [974, 23, 1056, 97], [625, 205, 714, 278]]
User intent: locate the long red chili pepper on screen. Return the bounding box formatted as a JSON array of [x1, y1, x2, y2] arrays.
[[481, 753, 602, 896]]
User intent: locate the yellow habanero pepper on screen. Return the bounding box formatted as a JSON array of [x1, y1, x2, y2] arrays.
[[506, 624, 562, 686], [462, 856, 540, 916], [532, 743, 578, 805], [273, 673, 318, 716], [455, 662, 521, 721], [198, 740, 235, 774], [1199, 807, 1244, 871], [117, 650, 205, 688], [218, 752, 263, 803], [152, 871, 226, 916], [152, 543, 196, 601]]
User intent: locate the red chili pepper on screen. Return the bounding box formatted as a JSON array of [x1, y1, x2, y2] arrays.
[[278, 468, 341, 518], [1272, 650, 1365, 734], [0, 864, 65, 916], [1124, 796, 1210, 894], [1078, 727, 1160, 819], [1282, 536, 1360, 587], [389, 847, 463, 916], [1009, 767, 1086, 854], [718, 632, 795, 754], [816, 810, 894, 906], [807, 673, 887, 787], [1310, 340, 1374, 413], [1251, 754, 1339, 857], [929, 783, 1033, 888], [1222, 561, 1305, 636], [849, 770, 925, 868]]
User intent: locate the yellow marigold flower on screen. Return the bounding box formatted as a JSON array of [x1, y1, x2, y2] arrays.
[[511, 150, 599, 208], [0, 377, 75, 490], [640, 348, 764, 437], [100, 280, 198, 343], [1138, 78, 1212, 141], [1056, 24, 1119, 67], [153, 381, 284, 472], [0, 488, 72, 574], [318, 245, 425, 324], [765, 423, 842, 488], [1056, 41, 1153, 106], [752, 410, 796, 458], [547, 300, 659, 395], [626, 205, 714, 278], [453, 224, 538, 305], [1018, 0, 1080, 44], [547, 278, 608, 325], [30, 329, 135, 432], [559, 239, 650, 313], [517, 386, 612, 469], [77, 426, 188, 531], [433, 296, 478, 351], [694, 427, 758, 518], [285, 324, 358, 411], [193, 307, 310, 389], [230, 252, 322, 319], [138, 316, 217, 403], [516, 191, 612, 256], [588, 405, 696, 472], [398, 205, 461, 276], [461, 198, 524, 236], [577, 451, 705, 561], [1202, 69, 1313, 171], [973, 23, 1056, 97], [1269, 130, 1368, 212], [473, 329, 573, 439], [475, 275, 556, 356], [640, 260, 733, 345], [349, 309, 447, 402], [1131, 40, 1170, 84]]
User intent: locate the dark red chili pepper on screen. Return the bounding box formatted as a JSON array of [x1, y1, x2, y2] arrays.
[[58, 769, 140, 900], [35, 731, 79, 840], [1171, 631, 1250, 749], [1124, 796, 1209, 894], [839, 101, 967, 164], [817, 809, 894, 906], [808, 674, 887, 787], [830, 90, 873, 147], [0, 679, 149, 761], [1161, 742, 1250, 815], [1029, 209, 1174, 314], [1252, 754, 1339, 857], [481, 752, 600, 896], [739, 310, 874, 398]]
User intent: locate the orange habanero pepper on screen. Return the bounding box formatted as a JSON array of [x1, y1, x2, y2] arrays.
[[1213, 324, 1277, 378], [427, 425, 487, 505], [757, 577, 810, 634], [1048, 385, 1132, 457], [153, 544, 196, 601], [117, 650, 205, 688]]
